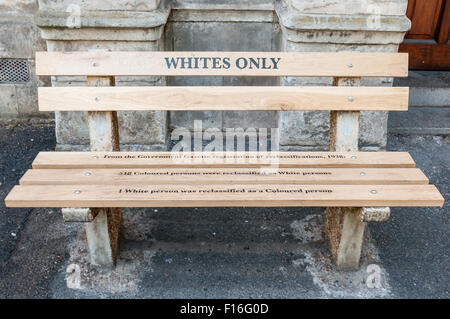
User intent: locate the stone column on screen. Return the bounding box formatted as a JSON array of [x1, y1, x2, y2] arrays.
[[276, 0, 411, 151], [35, 0, 170, 151]]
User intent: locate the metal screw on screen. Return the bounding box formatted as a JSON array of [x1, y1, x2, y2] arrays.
[[370, 190, 377, 194], [348, 63, 354, 68], [360, 172, 366, 176], [85, 172, 92, 176], [92, 62, 98, 67], [93, 155, 99, 159], [94, 96, 99, 102], [74, 190, 81, 194], [349, 96, 354, 102], [351, 155, 357, 159]]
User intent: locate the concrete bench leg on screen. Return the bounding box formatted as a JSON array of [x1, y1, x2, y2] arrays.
[[85, 208, 122, 267], [327, 76, 364, 270], [62, 207, 122, 267], [326, 207, 366, 270], [326, 207, 390, 270], [83, 74, 122, 267]]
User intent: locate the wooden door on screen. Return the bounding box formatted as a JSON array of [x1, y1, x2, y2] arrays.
[[399, 0, 450, 69]]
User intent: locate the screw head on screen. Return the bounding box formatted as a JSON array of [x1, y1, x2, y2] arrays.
[[94, 96, 99, 102], [84, 172, 92, 176], [92, 62, 98, 67], [92, 155, 99, 159], [348, 63, 354, 68], [351, 155, 357, 159], [370, 190, 377, 194], [349, 96, 354, 102], [74, 190, 81, 194], [360, 172, 366, 176]]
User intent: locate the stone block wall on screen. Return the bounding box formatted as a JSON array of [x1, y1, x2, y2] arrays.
[[1, 0, 411, 151], [166, 0, 281, 133], [277, 0, 410, 150]]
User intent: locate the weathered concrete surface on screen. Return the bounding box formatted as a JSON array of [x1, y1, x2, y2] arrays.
[[39, 3, 169, 151], [35, 7, 170, 29], [0, 123, 448, 298], [0, 0, 37, 13], [83, 76, 123, 267], [0, 1, 47, 119], [170, 0, 276, 22], [62, 208, 96, 222], [361, 207, 391, 223], [166, 20, 280, 132], [37, 0, 161, 11], [289, 0, 407, 15], [279, 1, 410, 32], [0, 85, 18, 117], [172, 0, 275, 11], [0, 18, 43, 59], [31, 0, 169, 149], [277, 0, 409, 151]]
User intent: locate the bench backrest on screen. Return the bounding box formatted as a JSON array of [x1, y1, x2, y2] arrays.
[[36, 52, 409, 112]]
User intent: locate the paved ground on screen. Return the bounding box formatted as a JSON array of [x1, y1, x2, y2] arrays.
[[0, 122, 448, 299]]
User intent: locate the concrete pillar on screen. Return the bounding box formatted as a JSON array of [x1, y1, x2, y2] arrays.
[[275, 0, 411, 151], [35, 0, 170, 151]]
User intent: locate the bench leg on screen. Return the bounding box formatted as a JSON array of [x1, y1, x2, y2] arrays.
[[84, 74, 122, 267], [326, 76, 366, 270], [325, 207, 366, 270], [325, 207, 391, 270], [85, 208, 122, 267]]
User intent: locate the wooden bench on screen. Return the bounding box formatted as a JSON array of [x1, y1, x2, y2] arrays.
[[5, 51, 444, 270]]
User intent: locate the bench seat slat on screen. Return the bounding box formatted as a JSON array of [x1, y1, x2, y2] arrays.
[[19, 168, 429, 185], [38, 86, 409, 112], [5, 184, 444, 208], [35, 52, 408, 77], [31, 152, 416, 169]]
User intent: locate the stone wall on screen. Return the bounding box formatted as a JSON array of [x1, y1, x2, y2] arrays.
[[2, 0, 410, 151], [0, 0, 48, 120], [277, 0, 410, 150], [167, 0, 281, 133], [36, 0, 170, 150]]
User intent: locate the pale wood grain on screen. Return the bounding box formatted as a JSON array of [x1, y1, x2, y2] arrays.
[[31, 152, 417, 169], [19, 168, 429, 185], [35, 52, 409, 77], [5, 184, 444, 208], [38, 86, 409, 111]]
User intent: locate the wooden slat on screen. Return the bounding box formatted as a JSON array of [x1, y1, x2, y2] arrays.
[[35, 52, 409, 77], [38, 86, 409, 112], [5, 184, 444, 208], [31, 152, 417, 169], [19, 168, 429, 185]]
